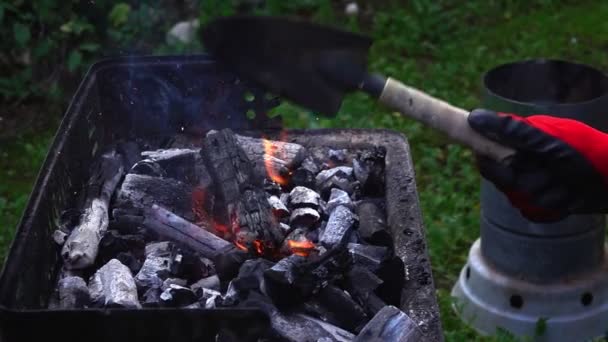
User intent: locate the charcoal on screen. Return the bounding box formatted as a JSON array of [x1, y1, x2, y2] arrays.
[[58, 276, 90, 309], [197, 288, 222, 308], [232, 258, 274, 293], [130, 160, 165, 177], [315, 166, 353, 188], [96, 230, 146, 266], [183, 302, 202, 309], [291, 167, 316, 188], [116, 140, 142, 170], [114, 173, 195, 222], [53, 230, 68, 245], [264, 249, 352, 309], [201, 129, 283, 253], [356, 200, 392, 247], [348, 243, 389, 271], [280, 193, 290, 207], [281, 228, 314, 256], [375, 257, 405, 306], [135, 251, 173, 290], [115, 251, 142, 274], [116, 205, 233, 259], [89, 259, 140, 308], [162, 278, 188, 291], [191, 275, 221, 293], [326, 188, 354, 213], [136, 148, 214, 188], [316, 285, 368, 333], [289, 186, 320, 209], [300, 156, 320, 174], [328, 149, 348, 164], [353, 147, 386, 196], [214, 247, 252, 283], [279, 222, 291, 233], [263, 179, 282, 196], [354, 305, 421, 342], [289, 207, 320, 228], [178, 253, 216, 282], [62, 149, 124, 269], [57, 208, 82, 233], [160, 284, 197, 307], [268, 195, 289, 219], [145, 241, 173, 257], [170, 253, 184, 275], [270, 312, 355, 342], [319, 205, 357, 247], [345, 266, 386, 316], [218, 281, 240, 307], [142, 287, 162, 307]]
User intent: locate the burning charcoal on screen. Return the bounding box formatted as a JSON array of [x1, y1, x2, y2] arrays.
[[268, 195, 289, 219], [201, 129, 283, 253], [53, 230, 68, 245], [264, 248, 352, 309], [142, 287, 162, 307], [326, 188, 354, 213], [354, 305, 422, 342], [264, 179, 282, 196], [319, 205, 357, 248], [115, 251, 142, 274], [214, 247, 252, 283], [160, 284, 197, 307], [356, 200, 392, 247], [314, 285, 368, 333], [353, 147, 386, 196], [58, 276, 90, 309], [135, 251, 173, 290], [289, 186, 320, 209], [162, 278, 188, 291], [328, 149, 348, 164], [114, 173, 195, 222], [191, 275, 221, 292], [375, 257, 405, 306], [117, 205, 233, 259], [62, 149, 125, 269], [88, 259, 140, 308], [348, 243, 389, 272], [282, 228, 315, 257], [289, 208, 320, 228], [345, 266, 386, 316]]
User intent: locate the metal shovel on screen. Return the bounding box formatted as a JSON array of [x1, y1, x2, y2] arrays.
[[201, 15, 515, 164]]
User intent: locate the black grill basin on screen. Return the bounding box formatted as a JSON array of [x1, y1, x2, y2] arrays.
[[0, 55, 441, 342]]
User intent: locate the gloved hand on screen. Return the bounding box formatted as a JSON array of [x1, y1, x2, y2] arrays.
[[467, 108, 608, 222]]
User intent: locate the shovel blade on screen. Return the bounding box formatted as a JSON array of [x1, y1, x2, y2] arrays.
[[202, 15, 373, 116]]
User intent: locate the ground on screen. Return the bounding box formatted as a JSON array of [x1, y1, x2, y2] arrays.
[[2, 1, 608, 340]]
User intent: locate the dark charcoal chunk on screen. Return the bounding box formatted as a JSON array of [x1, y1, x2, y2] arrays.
[[160, 284, 197, 307], [136, 148, 211, 186], [328, 149, 348, 164], [326, 188, 354, 213], [135, 252, 173, 290], [354, 305, 421, 342], [268, 195, 290, 219], [232, 258, 275, 293], [264, 179, 283, 196], [375, 257, 405, 306], [58, 276, 90, 309], [356, 200, 392, 247], [115, 251, 143, 274], [353, 147, 386, 196], [289, 208, 320, 229], [291, 167, 316, 188], [345, 266, 386, 316], [214, 247, 253, 284], [319, 205, 357, 247], [348, 243, 389, 272], [162, 278, 188, 291], [191, 275, 221, 293], [315, 166, 355, 198], [316, 285, 368, 333], [96, 230, 146, 267], [142, 287, 162, 307], [270, 312, 355, 342]]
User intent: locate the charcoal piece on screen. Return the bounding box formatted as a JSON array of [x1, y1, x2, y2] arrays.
[[160, 284, 197, 307], [116, 205, 233, 259], [345, 266, 386, 316], [115, 251, 142, 274], [326, 188, 354, 213], [130, 160, 166, 177], [197, 288, 222, 308], [191, 275, 221, 292], [53, 230, 68, 245], [232, 258, 274, 293], [348, 243, 389, 271], [142, 287, 162, 307], [281, 228, 314, 257], [62, 149, 124, 269], [319, 205, 357, 247], [317, 285, 368, 333], [58, 276, 90, 309], [356, 200, 392, 247], [170, 253, 184, 275], [264, 249, 352, 309], [375, 257, 405, 306], [114, 173, 195, 222], [162, 278, 188, 291], [135, 252, 173, 290], [353, 147, 386, 196], [328, 149, 348, 164], [57, 208, 82, 233], [218, 281, 240, 307], [268, 195, 289, 219], [279, 222, 291, 233], [291, 167, 316, 188], [145, 241, 173, 256], [135, 148, 213, 187], [354, 305, 421, 342], [116, 141, 141, 171], [300, 156, 320, 174], [270, 312, 355, 342], [315, 166, 353, 188], [183, 302, 202, 309], [289, 207, 320, 228], [214, 247, 252, 283], [280, 193, 290, 207], [88, 259, 140, 308], [263, 179, 282, 196], [96, 230, 146, 266], [289, 186, 320, 209], [179, 253, 216, 282]]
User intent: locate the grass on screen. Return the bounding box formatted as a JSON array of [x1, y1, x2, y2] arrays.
[[2, 1, 608, 340]]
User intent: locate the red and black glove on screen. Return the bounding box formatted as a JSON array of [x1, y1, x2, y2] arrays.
[[467, 108, 608, 222]]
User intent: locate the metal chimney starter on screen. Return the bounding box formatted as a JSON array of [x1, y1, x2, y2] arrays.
[[452, 59, 608, 341]]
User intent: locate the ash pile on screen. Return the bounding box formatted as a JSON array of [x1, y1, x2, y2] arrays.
[[49, 128, 422, 341]]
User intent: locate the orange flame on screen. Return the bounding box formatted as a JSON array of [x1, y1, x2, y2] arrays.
[[287, 239, 315, 257], [263, 137, 289, 185], [235, 241, 248, 251]]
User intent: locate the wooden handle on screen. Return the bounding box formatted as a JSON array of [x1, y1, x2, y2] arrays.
[[378, 78, 516, 164]]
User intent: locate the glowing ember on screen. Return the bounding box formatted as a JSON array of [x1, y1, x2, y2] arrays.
[[263, 137, 290, 185], [288, 239, 315, 257], [235, 241, 248, 251]]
